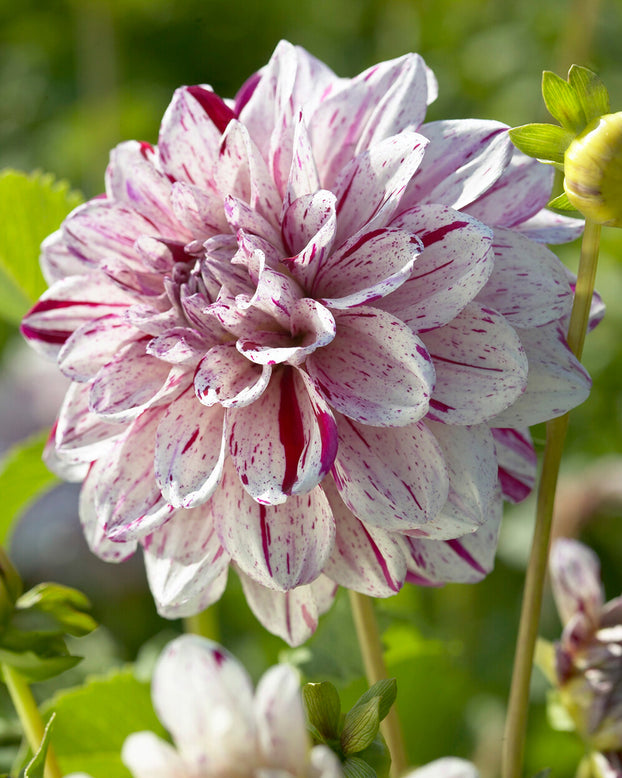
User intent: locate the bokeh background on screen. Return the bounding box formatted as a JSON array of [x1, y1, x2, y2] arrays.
[[0, 0, 621, 775]]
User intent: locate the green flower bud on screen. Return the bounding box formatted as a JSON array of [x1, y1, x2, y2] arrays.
[[564, 112, 622, 227]]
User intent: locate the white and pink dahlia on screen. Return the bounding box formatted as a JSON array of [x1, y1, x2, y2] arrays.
[[22, 41, 591, 644], [122, 635, 342, 778]]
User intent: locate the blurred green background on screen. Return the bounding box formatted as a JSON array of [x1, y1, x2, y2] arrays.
[[0, 0, 621, 776]]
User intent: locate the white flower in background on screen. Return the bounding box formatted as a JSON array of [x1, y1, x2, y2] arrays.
[[121, 634, 342, 777], [403, 757, 479, 777]]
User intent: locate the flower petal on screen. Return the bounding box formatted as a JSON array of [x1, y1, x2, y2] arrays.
[[151, 635, 256, 773], [332, 417, 449, 532], [490, 321, 591, 427], [404, 493, 502, 585], [423, 421, 498, 539], [238, 570, 337, 646], [155, 388, 226, 508], [550, 538, 604, 627], [322, 477, 407, 596], [516, 210, 584, 244], [195, 342, 272, 407], [143, 508, 230, 617], [492, 427, 536, 504], [212, 460, 335, 590], [333, 131, 428, 241], [422, 302, 528, 425], [58, 314, 140, 381], [122, 732, 188, 778], [377, 204, 494, 330], [254, 665, 309, 772], [402, 119, 512, 211], [227, 366, 338, 504], [306, 307, 435, 427], [40, 229, 91, 284], [406, 757, 480, 778], [476, 228, 572, 328]]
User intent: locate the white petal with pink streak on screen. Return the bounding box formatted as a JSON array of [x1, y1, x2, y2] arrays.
[[492, 427, 536, 504], [227, 367, 337, 504], [155, 388, 226, 508], [306, 307, 435, 427], [332, 417, 449, 532], [422, 302, 528, 425], [212, 461, 335, 590]]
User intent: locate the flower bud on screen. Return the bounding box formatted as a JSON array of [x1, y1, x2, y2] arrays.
[[564, 112, 622, 227]]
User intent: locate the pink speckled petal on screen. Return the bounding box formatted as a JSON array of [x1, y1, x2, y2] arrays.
[[550, 538, 604, 628], [59, 314, 140, 381], [491, 427, 537, 504], [332, 416, 449, 532]]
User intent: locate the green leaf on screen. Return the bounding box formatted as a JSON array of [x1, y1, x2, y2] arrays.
[[351, 678, 397, 723], [568, 65, 610, 125], [17, 583, 97, 638], [0, 431, 59, 546], [24, 714, 55, 778], [0, 171, 82, 323], [354, 734, 391, 778], [343, 756, 377, 778], [542, 70, 586, 133], [42, 668, 167, 778], [341, 696, 380, 756], [547, 191, 580, 212], [302, 681, 341, 740], [509, 124, 575, 164], [0, 647, 81, 683]]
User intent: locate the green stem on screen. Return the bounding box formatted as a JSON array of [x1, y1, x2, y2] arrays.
[[348, 591, 408, 778], [2, 663, 62, 778], [501, 219, 601, 778], [183, 604, 220, 641]]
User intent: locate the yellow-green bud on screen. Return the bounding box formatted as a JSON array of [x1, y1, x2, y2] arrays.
[[564, 112, 622, 227]]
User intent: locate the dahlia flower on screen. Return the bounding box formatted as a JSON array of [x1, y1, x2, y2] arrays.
[[546, 539, 622, 752], [121, 635, 342, 778], [22, 41, 591, 644]]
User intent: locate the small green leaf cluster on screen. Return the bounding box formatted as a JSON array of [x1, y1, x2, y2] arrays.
[[303, 678, 396, 778], [510, 66, 622, 226], [0, 548, 97, 683]]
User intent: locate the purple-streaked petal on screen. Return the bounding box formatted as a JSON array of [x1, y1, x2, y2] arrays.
[[151, 635, 255, 773], [146, 327, 209, 367], [490, 321, 591, 427], [170, 181, 228, 239], [476, 228, 572, 328], [89, 340, 187, 422], [403, 494, 502, 585], [93, 407, 175, 541], [306, 306, 435, 427], [492, 427, 536, 504], [158, 86, 223, 188], [216, 120, 282, 228], [122, 732, 187, 778], [422, 302, 528, 425], [212, 460, 335, 590], [105, 141, 187, 236], [423, 421, 498, 539], [21, 275, 133, 359], [238, 570, 337, 647], [143, 508, 231, 617], [155, 388, 226, 508], [516, 210, 584, 244], [312, 228, 421, 307], [550, 538, 604, 628], [241, 262, 304, 328], [40, 229, 91, 284], [43, 426, 90, 483], [464, 149, 553, 228], [282, 113, 321, 209], [322, 477, 407, 596], [227, 366, 337, 504], [282, 190, 337, 258], [79, 463, 138, 562], [58, 314, 140, 381], [377, 204, 494, 330], [254, 665, 309, 772], [195, 342, 272, 407], [333, 131, 428, 241], [565, 270, 605, 332], [332, 416, 449, 532], [401, 120, 512, 211], [54, 381, 124, 465]]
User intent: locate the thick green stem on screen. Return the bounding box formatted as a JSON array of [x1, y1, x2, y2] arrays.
[[183, 605, 220, 641], [348, 591, 408, 778], [501, 219, 601, 778], [2, 663, 62, 778]]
